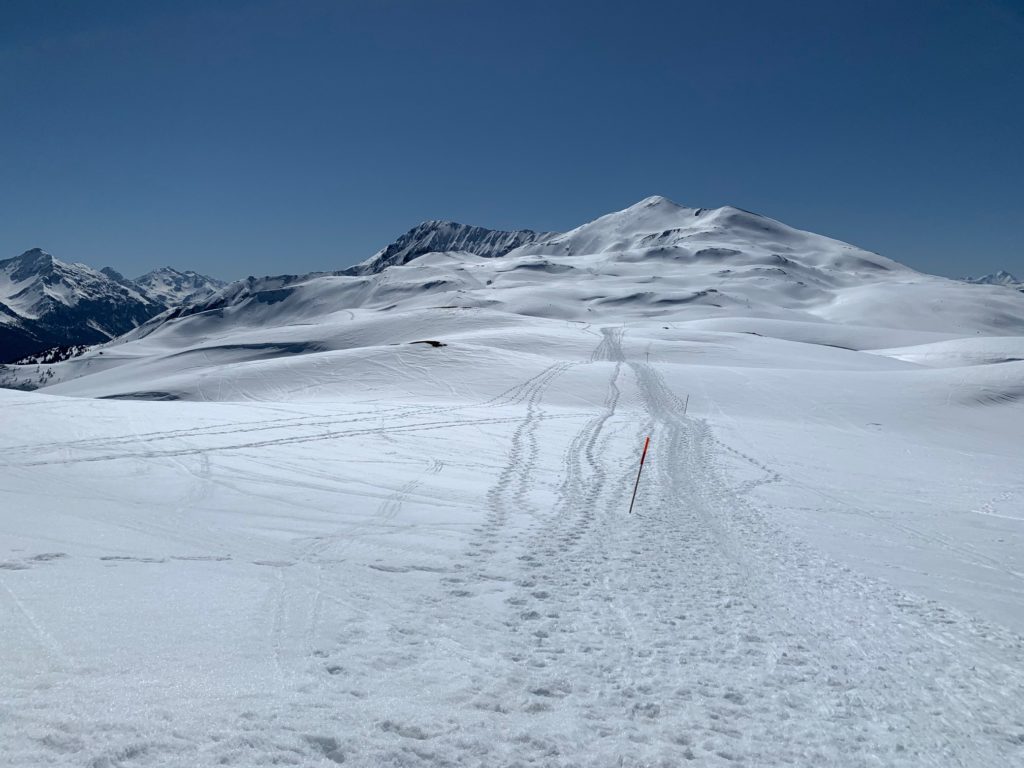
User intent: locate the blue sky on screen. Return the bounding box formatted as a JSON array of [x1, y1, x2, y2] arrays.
[[1, 0, 1021, 280]]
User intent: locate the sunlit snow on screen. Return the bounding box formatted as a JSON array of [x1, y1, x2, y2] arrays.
[[2, 197, 1023, 767]]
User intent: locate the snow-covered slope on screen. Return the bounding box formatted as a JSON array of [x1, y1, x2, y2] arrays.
[[2, 197, 1024, 767], [134, 266, 226, 304], [513, 195, 902, 270]]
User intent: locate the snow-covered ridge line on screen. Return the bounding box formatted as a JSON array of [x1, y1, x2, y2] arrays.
[[8, 193, 1024, 396], [140, 219, 558, 330], [962, 270, 1023, 291], [347, 219, 558, 275], [163, 195, 911, 331]]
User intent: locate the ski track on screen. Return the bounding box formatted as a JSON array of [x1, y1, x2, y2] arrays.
[[1, 410, 579, 469], [4, 326, 1024, 767], [265, 328, 1024, 766], [300, 327, 1024, 767]]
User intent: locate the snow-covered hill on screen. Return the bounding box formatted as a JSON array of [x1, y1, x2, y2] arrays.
[[2, 197, 1024, 767]]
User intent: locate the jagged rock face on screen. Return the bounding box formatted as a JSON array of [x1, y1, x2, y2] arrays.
[[348, 220, 557, 275], [100, 266, 133, 285]]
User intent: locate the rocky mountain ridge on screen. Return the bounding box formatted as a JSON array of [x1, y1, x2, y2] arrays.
[[0, 249, 223, 362]]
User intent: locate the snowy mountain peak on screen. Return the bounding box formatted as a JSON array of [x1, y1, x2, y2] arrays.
[[0, 251, 227, 362], [502, 197, 903, 277], [134, 266, 226, 304], [7, 248, 55, 278], [15, 247, 52, 260], [505, 199, 770, 258], [0, 248, 167, 361], [963, 270, 1022, 289], [626, 196, 766, 222], [631, 194, 688, 211]]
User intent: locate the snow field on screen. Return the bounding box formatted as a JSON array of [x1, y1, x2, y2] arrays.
[[3, 195, 1024, 765], [2, 321, 1024, 766]]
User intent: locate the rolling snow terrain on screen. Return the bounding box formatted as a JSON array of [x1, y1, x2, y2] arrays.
[[2, 197, 1024, 767]]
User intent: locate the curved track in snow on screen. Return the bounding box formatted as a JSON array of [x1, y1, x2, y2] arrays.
[[3, 327, 1024, 767], [296, 327, 1024, 766]]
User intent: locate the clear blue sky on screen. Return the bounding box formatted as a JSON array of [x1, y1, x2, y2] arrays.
[[1, 0, 1021, 280]]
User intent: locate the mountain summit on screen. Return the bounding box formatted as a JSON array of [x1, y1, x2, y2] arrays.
[[507, 196, 903, 275], [134, 267, 226, 304], [0, 249, 163, 361], [0, 250, 223, 362]]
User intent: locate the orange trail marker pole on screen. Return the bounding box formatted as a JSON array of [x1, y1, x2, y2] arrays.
[[628, 436, 651, 514]]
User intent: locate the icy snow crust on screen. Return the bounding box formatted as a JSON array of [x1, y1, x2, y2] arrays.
[[2, 197, 1024, 766]]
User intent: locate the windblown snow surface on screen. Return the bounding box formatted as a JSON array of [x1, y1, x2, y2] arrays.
[[2, 198, 1024, 767]]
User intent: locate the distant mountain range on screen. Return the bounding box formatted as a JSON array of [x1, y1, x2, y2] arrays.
[[152, 220, 557, 327], [89, 196, 1024, 368], [6, 194, 1024, 399], [962, 270, 1023, 291], [2, 206, 1021, 364], [0, 220, 558, 362], [0, 250, 224, 362], [0, 219, 557, 362]]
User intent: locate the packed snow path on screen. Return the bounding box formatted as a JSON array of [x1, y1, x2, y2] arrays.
[[2, 328, 1024, 767]]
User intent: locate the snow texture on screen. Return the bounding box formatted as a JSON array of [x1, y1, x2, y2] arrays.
[[2, 197, 1024, 767]]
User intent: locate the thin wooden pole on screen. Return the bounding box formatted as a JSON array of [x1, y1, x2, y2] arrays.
[[628, 436, 651, 514]]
